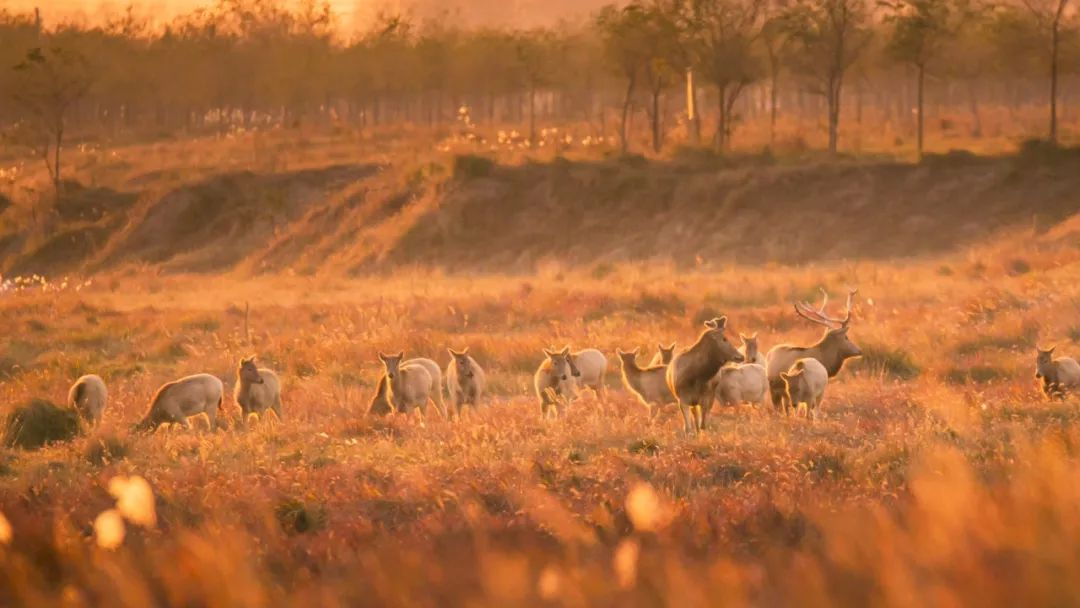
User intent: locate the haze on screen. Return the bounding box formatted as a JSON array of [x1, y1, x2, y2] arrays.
[[4, 0, 606, 29]]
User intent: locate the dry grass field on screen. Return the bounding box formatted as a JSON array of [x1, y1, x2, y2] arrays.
[[2, 129, 1080, 606], [3, 222, 1080, 605]]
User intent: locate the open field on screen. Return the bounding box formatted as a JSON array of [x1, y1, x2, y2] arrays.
[[3, 213, 1080, 604]]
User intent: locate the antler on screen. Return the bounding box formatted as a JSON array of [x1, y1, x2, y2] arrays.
[[794, 287, 857, 329]]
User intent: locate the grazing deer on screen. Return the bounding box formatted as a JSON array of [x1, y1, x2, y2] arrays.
[[378, 353, 436, 419], [235, 356, 283, 426], [766, 288, 862, 412], [571, 348, 609, 398], [648, 343, 677, 367], [445, 347, 486, 417], [68, 374, 107, 426], [136, 373, 223, 432], [1035, 346, 1080, 400], [616, 348, 675, 421], [779, 358, 828, 420], [739, 333, 766, 366], [666, 317, 745, 434], [534, 347, 581, 419]]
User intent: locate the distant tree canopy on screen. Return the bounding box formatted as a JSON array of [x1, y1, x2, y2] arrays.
[[0, 0, 1077, 156]]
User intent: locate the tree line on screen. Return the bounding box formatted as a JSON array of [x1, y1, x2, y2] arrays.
[[1, 0, 1077, 188]]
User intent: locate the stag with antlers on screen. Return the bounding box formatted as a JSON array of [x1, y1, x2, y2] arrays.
[[765, 288, 863, 413]]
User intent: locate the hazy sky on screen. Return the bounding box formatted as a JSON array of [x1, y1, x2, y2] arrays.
[[6, 0, 600, 29]]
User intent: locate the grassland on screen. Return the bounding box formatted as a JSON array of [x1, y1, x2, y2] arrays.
[[2, 214, 1080, 605]]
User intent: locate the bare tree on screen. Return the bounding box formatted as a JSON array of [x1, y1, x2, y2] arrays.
[[1018, 0, 1073, 143], [597, 3, 653, 153], [782, 0, 872, 154], [884, 0, 972, 159], [11, 45, 94, 192], [687, 0, 765, 152]]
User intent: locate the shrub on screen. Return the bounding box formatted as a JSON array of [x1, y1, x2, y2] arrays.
[[275, 498, 327, 534], [3, 399, 81, 450], [943, 365, 1009, 385], [85, 435, 130, 465], [858, 345, 921, 380], [452, 154, 494, 179]]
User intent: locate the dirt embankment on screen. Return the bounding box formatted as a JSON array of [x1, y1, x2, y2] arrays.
[[2, 151, 1079, 276]]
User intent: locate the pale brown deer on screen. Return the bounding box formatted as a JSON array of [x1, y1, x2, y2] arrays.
[[765, 288, 862, 412]]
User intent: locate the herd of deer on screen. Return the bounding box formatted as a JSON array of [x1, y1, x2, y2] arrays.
[[60, 289, 1080, 436]]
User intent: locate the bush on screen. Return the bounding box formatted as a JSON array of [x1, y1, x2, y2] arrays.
[[3, 399, 82, 450], [85, 435, 130, 465], [275, 498, 327, 534], [452, 154, 494, 179], [943, 366, 1009, 385], [858, 345, 921, 380]]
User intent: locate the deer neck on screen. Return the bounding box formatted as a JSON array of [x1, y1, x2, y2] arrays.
[[687, 332, 724, 378], [808, 334, 846, 377], [621, 363, 645, 393]]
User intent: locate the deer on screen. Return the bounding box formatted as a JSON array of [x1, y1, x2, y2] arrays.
[[378, 352, 436, 419], [666, 317, 745, 434], [534, 347, 581, 420], [234, 356, 283, 426], [739, 333, 766, 366], [68, 374, 107, 426], [135, 373, 223, 432], [571, 348, 609, 398], [445, 347, 486, 417], [648, 343, 677, 367], [779, 358, 829, 421], [1035, 346, 1080, 400], [616, 348, 675, 421], [766, 288, 862, 412]]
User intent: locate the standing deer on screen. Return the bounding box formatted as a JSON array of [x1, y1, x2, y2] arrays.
[[1035, 346, 1080, 400], [445, 347, 486, 417], [648, 343, 677, 367], [666, 317, 745, 434], [534, 347, 581, 419], [766, 288, 862, 412], [378, 352, 436, 419], [616, 348, 675, 421], [779, 358, 829, 420], [739, 333, 766, 366]]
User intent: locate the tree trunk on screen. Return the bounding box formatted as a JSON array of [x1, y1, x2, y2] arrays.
[[715, 87, 728, 153], [529, 83, 537, 146], [53, 121, 62, 193], [828, 74, 842, 155], [1050, 16, 1060, 143], [619, 76, 634, 155], [769, 68, 779, 146], [648, 87, 656, 152], [916, 62, 925, 160]]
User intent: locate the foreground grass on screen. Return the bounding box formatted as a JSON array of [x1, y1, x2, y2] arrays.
[[2, 244, 1080, 605]]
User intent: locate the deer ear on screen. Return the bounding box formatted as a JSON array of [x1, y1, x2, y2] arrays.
[[751, 333, 758, 340], [377, 352, 388, 362], [395, 351, 404, 359], [704, 319, 717, 329], [716, 316, 728, 329], [560, 346, 571, 357], [667, 342, 676, 350], [461, 347, 469, 356], [543, 348, 555, 359], [447, 347, 457, 357]]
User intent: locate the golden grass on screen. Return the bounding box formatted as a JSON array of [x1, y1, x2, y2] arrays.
[[1, 225, 1080, 605]]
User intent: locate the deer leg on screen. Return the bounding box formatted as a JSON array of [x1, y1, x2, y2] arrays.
[[678, 402, 693, 435]]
